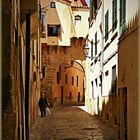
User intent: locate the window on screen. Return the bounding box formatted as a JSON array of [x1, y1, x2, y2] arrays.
[[91, 81, 94, 98], [41, 14, 46, 37], [105, 10, 109, 42], [95, 32, 97, 55], [75, 15, 81, 25], [42, 66, 46, 77], [36, 42, 38, 65], [65, 74, 68, 84], [57, 72, 59, 84], [105, 70, 109, 76], [90, 0, 101, 22], [41, 15, 46, 31], [120, 0, 126, 34], [50, 2, 56, 8], [95, 78, 98, 87], [99, 75, 102, 87], [38, 3, 41, 19], [59, 66, 61, 80], [77, 75, 78, 87], [90, 0, 94, 21], [72, 76, 74, 85], [48, 25, 60, 36], [32, 40, 35, 55], [91, 41, 93, 59], [112, 0, 117, 31], [93, 0, 97, 13], [33, 72, 36, 82], [112, 65, 117, 94], [32, 40, 36, 60]]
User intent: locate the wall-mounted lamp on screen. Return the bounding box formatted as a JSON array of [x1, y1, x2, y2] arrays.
[[41, 1, 56, 11], [83, 46, 98, 60], [83, 45, 100, 61]]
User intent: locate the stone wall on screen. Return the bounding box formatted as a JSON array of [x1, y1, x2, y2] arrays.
[[2, 0, 40, 139], [2, 0, 17, 139]]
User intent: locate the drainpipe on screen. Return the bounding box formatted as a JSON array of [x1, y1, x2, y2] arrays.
[[25, 10, 30, 140]]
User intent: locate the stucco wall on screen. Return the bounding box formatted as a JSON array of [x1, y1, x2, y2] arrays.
[[118, 27, 138, 140], [53, 61, 85, 105], [72, 8, 89, 38], [42, 0, 89, 46]]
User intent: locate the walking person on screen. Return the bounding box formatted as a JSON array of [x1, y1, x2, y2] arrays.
[[38, 92, 48, 117]]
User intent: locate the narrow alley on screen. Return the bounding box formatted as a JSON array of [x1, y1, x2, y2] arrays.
[[30, 105, 118, 140], [1, 0, 139, 139]]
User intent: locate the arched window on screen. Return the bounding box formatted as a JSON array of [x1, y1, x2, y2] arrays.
[[75, 15, 81, 25]]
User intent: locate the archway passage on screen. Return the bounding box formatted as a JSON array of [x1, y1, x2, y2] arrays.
[[41, 37, 86, 107]]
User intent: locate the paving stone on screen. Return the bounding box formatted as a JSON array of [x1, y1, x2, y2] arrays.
[[30, 105, 119, 140]]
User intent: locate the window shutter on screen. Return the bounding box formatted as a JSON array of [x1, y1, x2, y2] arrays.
[[95, 32, 97, 55], [105, 10, 109, 41], [91, 40, 93, 59], [120, 0, 122, 25], [112, 0, 114, 23], [123, 0, 126, 21], [120, 0, 126, 34], [112, 0, 117, 31]]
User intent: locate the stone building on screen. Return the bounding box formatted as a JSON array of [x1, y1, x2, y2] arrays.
[[40, 0, 89, 107], [85, 0, 139, 139], [2, 0, 41, 139]]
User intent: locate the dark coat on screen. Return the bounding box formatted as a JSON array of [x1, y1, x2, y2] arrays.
[[38, 98, 48, 109]]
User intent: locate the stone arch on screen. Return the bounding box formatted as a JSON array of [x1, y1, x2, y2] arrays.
[[41, 37, 86, 107]]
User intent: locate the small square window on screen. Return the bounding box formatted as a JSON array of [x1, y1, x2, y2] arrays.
[[48, 25, 60, 36]]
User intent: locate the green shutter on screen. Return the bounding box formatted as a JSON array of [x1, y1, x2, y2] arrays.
[[112, 0, 117, 31], [95, 32, 97, 55], [120, 0, 126, 34], [105, 10, 109, 41], [112, 0, 114, 24]]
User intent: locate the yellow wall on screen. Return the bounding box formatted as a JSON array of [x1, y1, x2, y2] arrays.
[[53, 61, 85, 105], [118, 25, 138, 140]]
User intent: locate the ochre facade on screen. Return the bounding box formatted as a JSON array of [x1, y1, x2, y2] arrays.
[[53, 61, 85, 105], [118, 15, 139, 140]]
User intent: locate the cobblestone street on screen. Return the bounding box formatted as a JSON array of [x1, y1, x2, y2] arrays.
[[30, 105, 119, 140]]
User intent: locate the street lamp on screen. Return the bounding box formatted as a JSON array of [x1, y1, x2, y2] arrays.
[[83, 45, 99, 60]]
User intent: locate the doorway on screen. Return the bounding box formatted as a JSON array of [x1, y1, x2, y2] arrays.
[[123, 87, 127, 140], [78, 92, 80, 102], [118, 87, 127, 140]]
